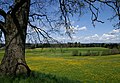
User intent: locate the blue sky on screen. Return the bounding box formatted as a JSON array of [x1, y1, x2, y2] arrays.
[[26, 2, 120, 44], [51, 5, 120, 43], [1, 0, 119, 43]]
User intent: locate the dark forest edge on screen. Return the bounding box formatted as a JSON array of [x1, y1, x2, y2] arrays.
[[25, 42, 120, 49], [0, 43, 120, 49]]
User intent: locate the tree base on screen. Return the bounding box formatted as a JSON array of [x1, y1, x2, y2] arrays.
[[0, 62, 31, 76]]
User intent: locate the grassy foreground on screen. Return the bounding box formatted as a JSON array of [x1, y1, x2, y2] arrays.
[[0, 47, 120, 83]]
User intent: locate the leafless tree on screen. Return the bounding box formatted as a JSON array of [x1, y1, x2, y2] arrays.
[[0, 0, 119, 76]]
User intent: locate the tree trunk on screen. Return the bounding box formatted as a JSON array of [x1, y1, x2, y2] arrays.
[[0, 0, 31, 76], [0, 26, 30, 76]]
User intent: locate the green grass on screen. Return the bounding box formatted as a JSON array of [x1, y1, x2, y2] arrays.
[[0, 72, 80, 83], [0, 47, 120, 83], [25, 47, 110, 57]]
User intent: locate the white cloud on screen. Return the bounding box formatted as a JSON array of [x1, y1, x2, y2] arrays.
[[44, 26, 120, 43], [71, 28, 120, 43], [73, 35, 77, 39], [82, 30, 119, 43], [92, 34, 99, 38], [78, 26, 87, 31], [70, 25, 87, 33], [100, 33, 116, 40], [113, 29, 120, 33], [109, 29, 120, 34], [83, 34, 100, 43]]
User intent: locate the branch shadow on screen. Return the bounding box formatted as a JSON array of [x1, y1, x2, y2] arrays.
[[0, 71, 81, 83]]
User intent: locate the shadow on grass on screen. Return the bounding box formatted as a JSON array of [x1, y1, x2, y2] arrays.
[[0, 71, 81, 83]]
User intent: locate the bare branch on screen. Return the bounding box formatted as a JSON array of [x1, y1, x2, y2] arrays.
[[84, 0, 104, 26], [0, 9, 6, 19], [10, 0, 27, 15], [30, 13, 46, 17], [0, 21, 6, 33], [29, 13, 46, 21], [96, 0, 120, 28], [29, 13, 54, 30], [28, 21, 59, 43], [59, 0, 73, 38]]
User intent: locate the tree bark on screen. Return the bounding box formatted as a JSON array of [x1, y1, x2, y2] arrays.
[[0, 0, 31, 76]]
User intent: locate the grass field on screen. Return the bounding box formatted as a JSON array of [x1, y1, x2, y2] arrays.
[[0, 47, 120, 83]]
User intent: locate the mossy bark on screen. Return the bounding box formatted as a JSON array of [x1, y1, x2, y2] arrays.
[[0, 0, 31, 76]]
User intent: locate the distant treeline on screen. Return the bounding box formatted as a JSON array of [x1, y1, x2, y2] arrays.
[[25, 42, 120, 49], [0, 42, 120, 49]]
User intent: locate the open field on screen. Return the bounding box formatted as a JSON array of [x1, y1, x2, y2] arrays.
[[0, 47, 120, 83]]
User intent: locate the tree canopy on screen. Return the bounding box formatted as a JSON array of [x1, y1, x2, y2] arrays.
[[0, 0, 120, 43]]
